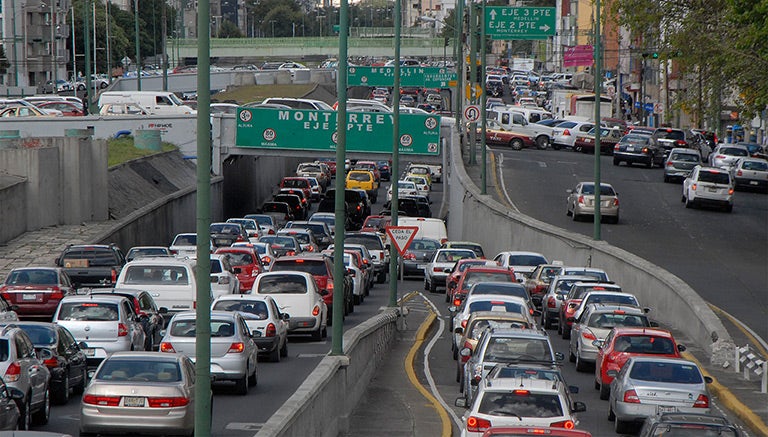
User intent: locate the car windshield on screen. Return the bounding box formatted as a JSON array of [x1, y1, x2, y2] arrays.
[[6, 269, 58, 285], [213, 300, 269, 320], [61, 248, 118, 267], [478, 391, 563, 418], [258, 274, 308, 294], [57, 302, 119, 321], [485, 338, 551, 361], [96, 359, 182, 382], [507, 255, 547, 266], [647, 424, 737, 436], [629, 361, 703, 384], [614, 335, 676, 354], [123, 265, 190, 285], [742, 160, 768, 171], [670, 152, 699, 162], [436, 251, 475, 262], [271, 260, 327, 276], [18, 325, 56, 346], [698, 170, 730, 184], [587, 312, 648, 328], [581, 184, 616, 196]]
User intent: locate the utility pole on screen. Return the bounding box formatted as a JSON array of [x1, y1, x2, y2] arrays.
[[388, 0, 402, 308], [162, 0, 168, 90], [84, 0, 94, 113], [480, 0, 487, 194], [454, 0, 464, 131], [469, 2, 477, 165], [592, 0, 602, 241], [135, 0, 141, 90]]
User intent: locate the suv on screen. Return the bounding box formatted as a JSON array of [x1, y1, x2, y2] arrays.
[[55, 244, 126, 288], [663, 147, 702, 183], [270, 255, 354, 318], [682, 165, 734, 212], [456, 372, 585, 435], [346, 170, 379, 203], [345, 232, 389, 284], [650, 127, 689, 157], [0, 325, 51, 429]]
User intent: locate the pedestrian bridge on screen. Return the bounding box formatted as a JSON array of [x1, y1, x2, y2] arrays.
[[172, 35, 452, 61]]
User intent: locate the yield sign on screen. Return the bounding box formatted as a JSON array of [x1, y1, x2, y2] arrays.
[[385, 226, 420, 256]]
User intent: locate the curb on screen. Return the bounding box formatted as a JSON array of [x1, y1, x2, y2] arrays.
[[404, 310, 452, 437], [682, 351, 768, 437]]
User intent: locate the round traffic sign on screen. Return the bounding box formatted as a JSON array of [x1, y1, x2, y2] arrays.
[[464, 105, 481, 122]]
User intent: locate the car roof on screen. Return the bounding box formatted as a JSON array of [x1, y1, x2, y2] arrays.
[[464, 266, 513, 273], [583, 303, 644, 314], [612, 327, 673, 337], [485, 327, 547, 339], [126, 256, 194, 266], [482, 377, 562, 392], [60, 294, 128, 303], [107, 351, 185, 361]]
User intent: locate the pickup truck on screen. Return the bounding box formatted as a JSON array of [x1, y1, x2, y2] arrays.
[[487, 108, 552, 149], [55, 244, 127, 288]]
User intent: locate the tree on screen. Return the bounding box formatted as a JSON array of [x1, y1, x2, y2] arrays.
[[0, 46, 9, 76], [218, 20, 243, 38]]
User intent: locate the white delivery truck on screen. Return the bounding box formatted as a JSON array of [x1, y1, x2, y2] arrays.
[[97, 91, 195, 115]]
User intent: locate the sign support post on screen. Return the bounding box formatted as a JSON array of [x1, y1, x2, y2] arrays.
[[480, 0, 487, 195], [593, 0, 602, 241], [388, 0, 402, 308]]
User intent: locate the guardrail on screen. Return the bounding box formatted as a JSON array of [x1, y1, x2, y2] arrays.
[[735, 345, 768, 393]]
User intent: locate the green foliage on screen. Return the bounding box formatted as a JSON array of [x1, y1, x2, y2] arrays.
[[218, 20, 243, 38], [0, 46, 9, 75]]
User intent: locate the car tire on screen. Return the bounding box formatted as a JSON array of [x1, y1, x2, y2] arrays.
[[452, 343, 458, 360], [562, 325, 571, 339], [280, 338, 288, 357], [599, 381, 610, 400], [663, 175, 670, 183], [613, 158, 620, 166], [32, 389, 49, 425], [536, 136, 549, 150], [322, 326, 328, 338], [575, 353, 589, 372], [685, 195, 693, 208], [234, 374, 248, 395], [510, 139, 524, 150], [608, 403, 616, 421], [424, 278, 430, 291], [724, 204, 733, 213], [354, 294, 361, 305], [552, 143, 561, 150], [248, 366, 258, 386], [615, 418, 632, 434], [429, 279, 437, 294], [268, 345, 281, 363], [52, 374, 70, 405], [647, 159, 653, 168], [445, 290, 451, 303], [543, 313, 553, 329], [569, 347, 576, 362], [377, 271, 387, 284], [17, 396, 31, 430], [73, 366, 87, 395], [311, 326, 322, 341], [572, 211, 579, 221], [456, 364, 461, 383]]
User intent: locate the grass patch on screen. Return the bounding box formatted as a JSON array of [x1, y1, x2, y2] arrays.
[[211, 84, 315, 105], [108, 137, 177, 167]]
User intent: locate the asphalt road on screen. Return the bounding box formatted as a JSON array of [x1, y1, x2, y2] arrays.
[[489, 147, 768, 341]]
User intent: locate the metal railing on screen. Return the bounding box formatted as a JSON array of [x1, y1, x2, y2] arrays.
[[734, 344, 767, 393]]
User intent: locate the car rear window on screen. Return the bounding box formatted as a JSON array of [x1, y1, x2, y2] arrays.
[[228, 219, 257, 230], [346, 235, 384, 251], [260, 237, 297, 249], [436, 250, 475, 262], [97, 359, 183, 383], [670, 152, 699, 162], [485, 338, 551, 362], [5, 269, 58, 285], [210, 224, 241, 235], [213, 300, 269, 320], [349, 172, 371, 182], [0, 340, 8, 361], [614, 335, 675, 354], [464, 272, 513, 288], [587, 312, 648, 328], [173, 235, 196, 246], [584, 294, 637, 307], [271, 260, 328, 276], [469, 300, 523, 314], [629, 361, 702, 384], [257, 274, 308, 294], [469, 319, 530, 337], [720, 147, 748, 156], [282, 179, 308, 188], [478, 391, 563, 417], [280, 232, 310, 244], [581, 184, 616, 196], [743, 161, 768, 171], [61, 248, 119, 267], [622, 135, 650, 145], [697, 170, 731, 185], [18, 325, 56, 346], [123, 266, 190, 285], [449, 245, 484, 257], [471, 283, 527, 300], [655, 130, 685, 140], [57, 302, 119, 321], [507, 254, 547, 266], [170, 319, 235, 337]]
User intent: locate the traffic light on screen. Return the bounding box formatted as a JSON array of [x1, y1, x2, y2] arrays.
[[642, 51, 659, 59], [652, 52, 659, 59]]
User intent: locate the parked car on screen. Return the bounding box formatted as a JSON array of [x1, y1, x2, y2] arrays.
[[731, 157, 768, 192], [35, 100, 85, 116], [212, 295, 289, 362], [252, 272, 327, 341], [608, 357, 712, 433], [0, 267, 73, 319], [160, 311, 258, 394], [0, 325, 51, 429], [566, 182, 620, 224], [663, 148, 702, 183], [682, 165, 734, 212], [79, 352, 197, 436]]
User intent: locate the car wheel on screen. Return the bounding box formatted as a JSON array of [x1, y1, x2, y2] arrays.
[[552, 143, 561, 150], [456, 364, 461, 383], [80, 431, 98, 437], [234, 374, 248, 395], [322, 326, 328, 338], [664, 175, 670, 183], [510, 139, 524, 150], [377, 271, 386, 284], [445, 289, 451, 303], [311, 326, 322, 341], [599, 381, 610, 400], [615, 418, 632, 434], [280, 338, 288, 357], [354, 294, 361, 305], [613, 158, 620, 166], [568, 346, 576, 362], [562, 325, 571, 339], [429, 279, 437, 293], [73, 367, 87, 395], [685, 194, 693, 208], [32, 388, 49, 425], [268, 344, 281, 363], [647, 158, 653, 168], [52, 373, 70, 405], [724, 204, 733, 213], [575, 352, 589, 372], [572, 211, 580, 221], [608, 403, 616, 421], [248, 366, 258, 386], [17, 396, 31, 430], [452, 342, 458, 360], [424, 278, 430, 291], [543, 313, 553, 329], [536, 136, 549, 150]]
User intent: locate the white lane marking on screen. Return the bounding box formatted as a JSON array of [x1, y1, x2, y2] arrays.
[[296, 353, 327, 358], [227, 422, 264, 430], [496, 153, 521, 213], [418, 292, 464, 429]]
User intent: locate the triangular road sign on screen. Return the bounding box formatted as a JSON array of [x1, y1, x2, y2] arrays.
[[385, 226, 420, 256]]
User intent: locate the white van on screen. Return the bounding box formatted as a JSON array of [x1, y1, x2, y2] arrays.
[[114, 257, 208, 318], [399, 217, 448, 244], [97, 91, 195, 115]]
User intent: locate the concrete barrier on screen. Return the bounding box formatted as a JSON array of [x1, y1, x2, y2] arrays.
[[444, 131, 734, 364], [256, 309, 399, 437]]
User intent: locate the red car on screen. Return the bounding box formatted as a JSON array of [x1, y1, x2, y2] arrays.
[[445, 259, 499, 303], [595, 327, 685, 400], [451, 265, 517, 305], [361, 215, 390, 234], [279, 177, 312, 201], [0, 267, 73, 318], [36, 100, 85, 116], [559, 283, 622, 339], [215, 246, 265, 292]]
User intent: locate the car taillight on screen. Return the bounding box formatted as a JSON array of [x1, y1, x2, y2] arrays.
[[453, 299, 462, 306], [220, 276, 230, 284], [118, 323, 128, 337], [403, 252, 416, 260], [667, 161, 674, 166], [286, 251, 296, 256], [147, 397, 189, 408], [83, 395, 121, 406], [265, 323, 276, 337], [0, 292, 10, 301], [461, 319, 468, 328], [433, 267, 443, 273], [694, 394, 709, 408], [312, 305, 320, 316], [307, 246, 315, 252], [466, 416, 492, 432], [262, 256, 272, 265], [613, 198, 620, 206], [111, 268, 117, 283], [268, 229, 275, 235], [623, 389, 640, 403], [193, 301, 197, 309], [736, 170, 743, 176], [228, 342, 245, 353], [356, 205, 361, 211], [728, 188, 734, 195], [43, 356, 59, 368], [159, 342, 175, 353], [4, 362, 20, 382], [582, 329, 597, 341], [614, 144, 620, 151], [692, 183, 698, 190], [547, 297, 556, 308], [550, 419, 576, 429], [577, 195, 585, 204], [170, 249, 178, 255], [563, 129, 571, 136]]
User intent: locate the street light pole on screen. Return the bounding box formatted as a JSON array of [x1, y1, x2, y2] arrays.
[[270, 20, 276, 37], [480, 0, 487, 194], [50, 1, 57, 86], [134, 0, 141, 90], [455, 0, 464, 129], [593, 0, 602, 240]]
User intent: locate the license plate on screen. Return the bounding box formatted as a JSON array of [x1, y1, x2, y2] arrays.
[[626, 146, 635, 151], [124, 396, 145, 407], [416, 264, 426, 269], [82, 348, 95, 357], [708, 188, 718, 192], [215, 239, 230, 245], [21, 293, 37, 301], [657, 405, 676, 414], [750, 181, 758, 185]]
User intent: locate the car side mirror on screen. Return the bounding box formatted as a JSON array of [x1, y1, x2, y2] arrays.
[[568, 385, 579, 394], [8, 388, 24, 401], [555, 352, 564, 361], [572, 401, 587, 413], [233, 267, 242, 274], [454, 327, 463, 335], [606, 370, 619, 378], [704, 376, 713, 384], [449, 306, 457, 313], [592, 340, 604, 348], [159, 307, 169, 314], [251, 330, 261, 338], [443, 268, 452, 273], [533, 310, 542, 317], [78, 341, 89, 349], [677, 344, 686, 352], [282, 313, 290, 320], [320, 289, 330, 296], [643, 307, 651, 313], [454, 397, 468, 408], [649, 321, 659, 327]]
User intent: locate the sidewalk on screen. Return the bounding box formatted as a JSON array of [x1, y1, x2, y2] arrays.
[[344, 293, 448, 436]]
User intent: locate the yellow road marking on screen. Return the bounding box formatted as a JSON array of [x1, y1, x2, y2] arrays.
[[404, 310, 452, 437], [708, 303, 768, 358]]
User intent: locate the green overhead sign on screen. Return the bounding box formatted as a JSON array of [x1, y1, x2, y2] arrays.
[[347, 66, 457, 88], [485, 7, 556, 40], [235, 107, 440, 155]]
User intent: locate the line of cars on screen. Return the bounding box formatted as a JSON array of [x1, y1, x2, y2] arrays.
[[407, 238, 740, 436]]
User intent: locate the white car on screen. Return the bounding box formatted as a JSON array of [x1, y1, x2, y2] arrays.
[[551, 120, 595, 150], [342, 252, 366, 304], [210, 254, 240, 299], [682, 165, 734, 212], [450, 295, 531, 353], [170, 233, 214, 259], [404, 175, 430, 197], [424, 248, 478, 293], [386, 180, 419, 202], [212, 294, 289, 362], [493, 251, 549, 281], [252, 271, 327, 340]]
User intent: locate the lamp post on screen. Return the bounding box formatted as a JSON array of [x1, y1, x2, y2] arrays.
[[592, 0, 602, 240], [270, 19, 276, 37], [134, 0, 141, 90]]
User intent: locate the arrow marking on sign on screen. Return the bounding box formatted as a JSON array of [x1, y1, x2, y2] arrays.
[[489, 10, 497, 20], [539, 24, 550, 32]]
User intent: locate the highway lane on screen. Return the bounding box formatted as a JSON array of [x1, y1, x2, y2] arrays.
[[490, 147, 768, 341]]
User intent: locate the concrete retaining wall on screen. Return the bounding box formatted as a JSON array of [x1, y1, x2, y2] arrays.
[[445, 131, 734, 364], [0, 175, 27, 243], [256, 309, 399, 437]]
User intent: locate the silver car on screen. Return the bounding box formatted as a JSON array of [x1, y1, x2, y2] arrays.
[[663, 148, 702, 183], [423, 248, 477, 293], [79, 352, 196, 436], [608, 356, 712, 434], [0, 326, 51, 430], [709, 144, 749, 169], [53, 295, 146, 366], [540, 275, 600, 329], [211, 294, 289, 363], [732, 157, 768, 192], [159, 311, 258, 395], [566, 182, 620, 224]]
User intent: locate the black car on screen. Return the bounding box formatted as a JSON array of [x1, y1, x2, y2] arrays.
[[259, 201, 295, 229], [639, 413, 741, 437], [613, 132, 663, 167], [273, 194, 307, 220], [376, 161, 391, 181], [324, 189, 369, 229], [404, 195, 432, 218], [383, 198, 421, 217], [89, 288, 168, 348], [13, 322, 87, 405], [401, 238, 441, 277], [209, 222, 248, 248]]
